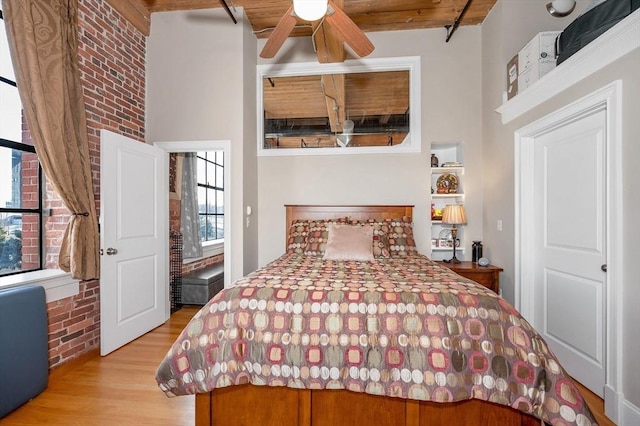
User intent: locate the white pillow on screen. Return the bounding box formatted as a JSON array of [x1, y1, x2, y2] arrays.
[[323, 224, 374, 261]]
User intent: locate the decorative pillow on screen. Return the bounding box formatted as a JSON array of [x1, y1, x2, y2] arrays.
[[323, 224, 374, 261], [350, 219, 391, 258], [386, 216, 417, 257], [286, 220, 312, 254], [303, 217, 349, 256]]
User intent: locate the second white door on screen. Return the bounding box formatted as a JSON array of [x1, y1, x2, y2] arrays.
[[533, 108, 607, 397]]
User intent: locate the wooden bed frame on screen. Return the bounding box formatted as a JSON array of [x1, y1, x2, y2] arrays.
[[194, 205, 541, 426]]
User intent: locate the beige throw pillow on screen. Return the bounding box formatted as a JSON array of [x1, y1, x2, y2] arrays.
[[323, 224, 374, 261]]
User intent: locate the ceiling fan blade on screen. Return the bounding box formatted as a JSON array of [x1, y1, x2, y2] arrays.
[[325, 1, 374, 57], [260, 5, 297, 58]]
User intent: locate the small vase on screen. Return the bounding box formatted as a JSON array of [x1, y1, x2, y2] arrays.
[[431, 153, 439, 167]]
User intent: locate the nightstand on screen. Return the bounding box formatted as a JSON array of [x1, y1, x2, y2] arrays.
[[436, 261, 503, 293]]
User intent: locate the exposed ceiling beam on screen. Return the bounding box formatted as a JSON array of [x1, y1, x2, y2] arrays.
[[313, 0, 345, 137], [312, 19, 346, 64], [321, 73, 346, 133]]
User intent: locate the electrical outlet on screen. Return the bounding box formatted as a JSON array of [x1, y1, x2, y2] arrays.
[[497, 219, 503, 231]]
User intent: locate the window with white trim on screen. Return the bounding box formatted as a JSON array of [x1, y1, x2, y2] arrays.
[[196, 151, 224, 244], [0, 9, 45, 277]]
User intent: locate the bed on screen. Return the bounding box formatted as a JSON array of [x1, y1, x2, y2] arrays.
[[156, 205, 598, 426]]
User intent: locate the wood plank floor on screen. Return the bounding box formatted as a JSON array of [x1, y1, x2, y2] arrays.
[[0, 306, 615, 426], [0, 307, 198, 426]]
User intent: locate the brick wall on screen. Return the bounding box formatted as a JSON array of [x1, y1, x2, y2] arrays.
[[43, 0, 147, 370], [18, 151, 39, 270]]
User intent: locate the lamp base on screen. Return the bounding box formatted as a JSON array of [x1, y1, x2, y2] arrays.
[[443, 256, 461, 264]]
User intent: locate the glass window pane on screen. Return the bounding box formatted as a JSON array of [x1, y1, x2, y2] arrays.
[[206, 161, 215, 187], [197, 186, 206, 213], [196, 154, 205, 184], [216, 151, 223, 166], [206, 188, 216, 214], [0, 212, 40, 276], [0, 147, 38, 209], [0, 19, 16, 81], [205, 215, 214, 242], [0, 83, 22, 141], [215, 190, 224, 213], [216, 163, 223, 189], [216, 215, 224, 239]]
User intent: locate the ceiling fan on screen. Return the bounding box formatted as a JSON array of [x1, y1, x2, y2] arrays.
[[260, 0, 375, 59]]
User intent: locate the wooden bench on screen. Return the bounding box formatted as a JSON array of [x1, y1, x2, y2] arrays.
[[181, 263, 224, 305]]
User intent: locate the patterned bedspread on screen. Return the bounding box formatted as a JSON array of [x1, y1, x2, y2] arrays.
[[156, 253, 597, 425]]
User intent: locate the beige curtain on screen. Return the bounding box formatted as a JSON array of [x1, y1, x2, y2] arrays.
[[3, 0, 99, 280]]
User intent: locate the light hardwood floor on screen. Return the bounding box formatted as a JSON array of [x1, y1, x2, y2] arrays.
[[0, 307, 198, 426], [0, 307, 614, 426]]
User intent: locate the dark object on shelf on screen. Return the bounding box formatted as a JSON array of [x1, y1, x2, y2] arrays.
[[431, 153, 439, 167], [556, 0, 640, 65], [472, 241, 483, 263]]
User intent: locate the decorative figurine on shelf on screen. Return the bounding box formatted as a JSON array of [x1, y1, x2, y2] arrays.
[[436, 173, 458, 194], [431, 153, 439, 167]]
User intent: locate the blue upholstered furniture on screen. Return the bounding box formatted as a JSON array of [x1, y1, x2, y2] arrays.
[[0, 285, 48, 418]]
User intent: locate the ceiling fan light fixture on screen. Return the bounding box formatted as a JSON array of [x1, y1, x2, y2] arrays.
[[293, 0, 328, 22], [546, 0, 576, 17]]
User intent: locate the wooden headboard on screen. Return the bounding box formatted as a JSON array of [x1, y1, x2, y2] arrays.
[[285, 205, 413, 243]]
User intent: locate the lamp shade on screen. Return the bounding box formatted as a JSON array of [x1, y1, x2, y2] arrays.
[[441, 205, 467, 225], [293, 0, 328, 21]]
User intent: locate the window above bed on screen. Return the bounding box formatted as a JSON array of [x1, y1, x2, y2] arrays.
[[257, 56, 422, 156]]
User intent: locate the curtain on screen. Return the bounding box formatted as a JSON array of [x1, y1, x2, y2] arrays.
[[3, 0, 100, 280], [181, 153, 203, 259]]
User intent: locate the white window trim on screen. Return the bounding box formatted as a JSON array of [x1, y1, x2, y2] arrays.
[[0, 269, 79, 303], [183, 239, 224, 264], [257, 56, 422, 156]]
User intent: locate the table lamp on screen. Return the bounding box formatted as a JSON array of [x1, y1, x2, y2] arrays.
[[441, 204, 466, 264]]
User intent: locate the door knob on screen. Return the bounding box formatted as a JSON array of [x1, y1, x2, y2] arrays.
[[601, 264, 607, 272], [106, 247, 118, 255]]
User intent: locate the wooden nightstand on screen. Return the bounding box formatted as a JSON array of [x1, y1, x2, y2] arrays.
[[436, 261, 503, 294]]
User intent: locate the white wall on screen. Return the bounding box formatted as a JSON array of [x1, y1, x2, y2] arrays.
[[256, 27, 485, 265], [146, 3, 639, 420], [482, 1, 640, 421], [146, 8, 259, 281]]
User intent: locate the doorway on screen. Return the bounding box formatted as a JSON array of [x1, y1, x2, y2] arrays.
[[154, 140, 232, 289], [514, 81, 623, 411]]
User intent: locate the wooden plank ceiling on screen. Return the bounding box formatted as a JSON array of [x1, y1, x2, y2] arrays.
[[115, 0, 498, 42]]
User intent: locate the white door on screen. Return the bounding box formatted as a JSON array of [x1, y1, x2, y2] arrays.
[[533, 109, 606, 396], [100, 129, 168, 356]]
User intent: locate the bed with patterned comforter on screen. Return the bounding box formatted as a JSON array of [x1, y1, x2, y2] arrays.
[[155, 252, 597, 425]]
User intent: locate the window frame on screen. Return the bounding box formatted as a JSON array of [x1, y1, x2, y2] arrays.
[[0, 9, 46, 277], [196, 151, 224, 245], [0, 135, 46, 278]]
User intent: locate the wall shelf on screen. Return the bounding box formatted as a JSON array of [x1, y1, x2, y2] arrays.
[[430, 142, 465, 261], [496, 10, 639, 124]]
